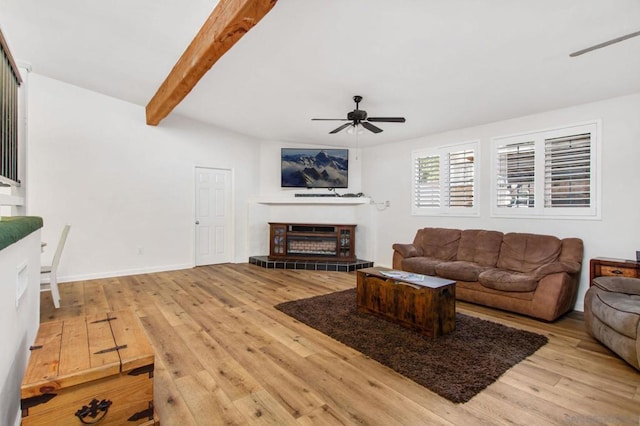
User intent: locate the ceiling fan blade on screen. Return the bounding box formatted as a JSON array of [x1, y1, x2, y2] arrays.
[[361, 121, 383, 134], [570, 30, 640, 57], [329, 123, 353, 134], [312, 118, 349, 121], [367, 117, 406, 123]]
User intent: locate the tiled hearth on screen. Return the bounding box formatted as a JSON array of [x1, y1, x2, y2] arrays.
[[249, 256, 373, 272]]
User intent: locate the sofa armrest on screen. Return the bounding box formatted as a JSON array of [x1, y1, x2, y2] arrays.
[[560, 238, 584, 264], [593, 276, 640, 296], [392, 243, 423, 258], [533, 261, 581, 279], [531, 272, 580, 321]]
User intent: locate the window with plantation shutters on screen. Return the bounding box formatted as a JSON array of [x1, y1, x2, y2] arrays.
[[491, 122, 599, 219], [0, 29, 21, 186], [412, 141, 478, 216]]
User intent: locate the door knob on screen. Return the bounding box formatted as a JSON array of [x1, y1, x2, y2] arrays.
[[195, 220, 200, 225]]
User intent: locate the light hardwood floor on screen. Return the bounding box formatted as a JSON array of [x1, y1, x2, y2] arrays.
[[40, 264, 640, 425]]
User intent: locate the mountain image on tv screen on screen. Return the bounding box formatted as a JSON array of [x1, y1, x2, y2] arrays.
[[281, 149, 348, 188]]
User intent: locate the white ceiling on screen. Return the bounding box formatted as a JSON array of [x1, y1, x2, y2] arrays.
[[3, 0, 640, 147]]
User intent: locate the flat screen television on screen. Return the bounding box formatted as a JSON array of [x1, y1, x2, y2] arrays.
[[281, 148, 348, 188]]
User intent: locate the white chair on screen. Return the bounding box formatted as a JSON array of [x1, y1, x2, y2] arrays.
[[41, 224, 71, 309]]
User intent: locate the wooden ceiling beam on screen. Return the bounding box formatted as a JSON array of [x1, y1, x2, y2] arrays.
[[145, 0, 278, 125]]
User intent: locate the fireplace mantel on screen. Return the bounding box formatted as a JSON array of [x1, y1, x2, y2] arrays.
[[255, 196, 370, 205]]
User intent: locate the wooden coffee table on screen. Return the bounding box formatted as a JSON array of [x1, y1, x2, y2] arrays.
[[356, 267, 456, 338]]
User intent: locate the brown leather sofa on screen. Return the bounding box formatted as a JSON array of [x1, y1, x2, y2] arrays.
[[392, 227, 584, 321], [584, 276, 640, 370]]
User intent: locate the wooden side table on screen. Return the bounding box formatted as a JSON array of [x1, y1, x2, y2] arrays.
[[589, 257, 640, 284]]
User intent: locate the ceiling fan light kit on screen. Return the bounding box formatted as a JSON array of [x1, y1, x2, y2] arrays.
[[346, 124, 364, 135], [312, 95, 406, 134]]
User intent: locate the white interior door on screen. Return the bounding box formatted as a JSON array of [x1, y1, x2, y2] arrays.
[[195, 167, 233, 266]]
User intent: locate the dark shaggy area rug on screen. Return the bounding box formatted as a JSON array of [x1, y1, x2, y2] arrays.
[[275, 288, 548, 403]]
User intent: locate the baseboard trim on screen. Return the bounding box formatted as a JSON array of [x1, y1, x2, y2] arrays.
[[55, 262, 195, 283]]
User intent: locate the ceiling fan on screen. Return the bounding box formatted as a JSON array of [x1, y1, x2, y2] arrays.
[[312, 95, 406, 134], [570, 29, 640, 57]]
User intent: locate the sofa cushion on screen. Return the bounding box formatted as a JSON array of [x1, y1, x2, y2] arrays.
[[591, 289, 640, 339], [457, 280, 535, 301], [435, 261, 490, 282], [593, 276, 640, 296], [532, 261, 581, 278], [456, 229, 504, 267], [496, 233, 562, 273], [413, 228, 461, 261], [401, 257, 442, 276], [478, 268, 538, 292]]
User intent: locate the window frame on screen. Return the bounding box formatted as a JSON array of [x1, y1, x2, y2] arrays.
[[412, 140, 479, 217], [490, 121, 601, 220]]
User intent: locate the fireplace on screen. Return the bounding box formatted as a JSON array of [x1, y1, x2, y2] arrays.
[[268, 223, 356, 262], [287, 236, 337, 256]]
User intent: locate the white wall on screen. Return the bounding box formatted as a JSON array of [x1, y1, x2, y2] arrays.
[[26, 74, 261, 282], [0, 230, 41, 426], [362, 92, 640, 311]]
